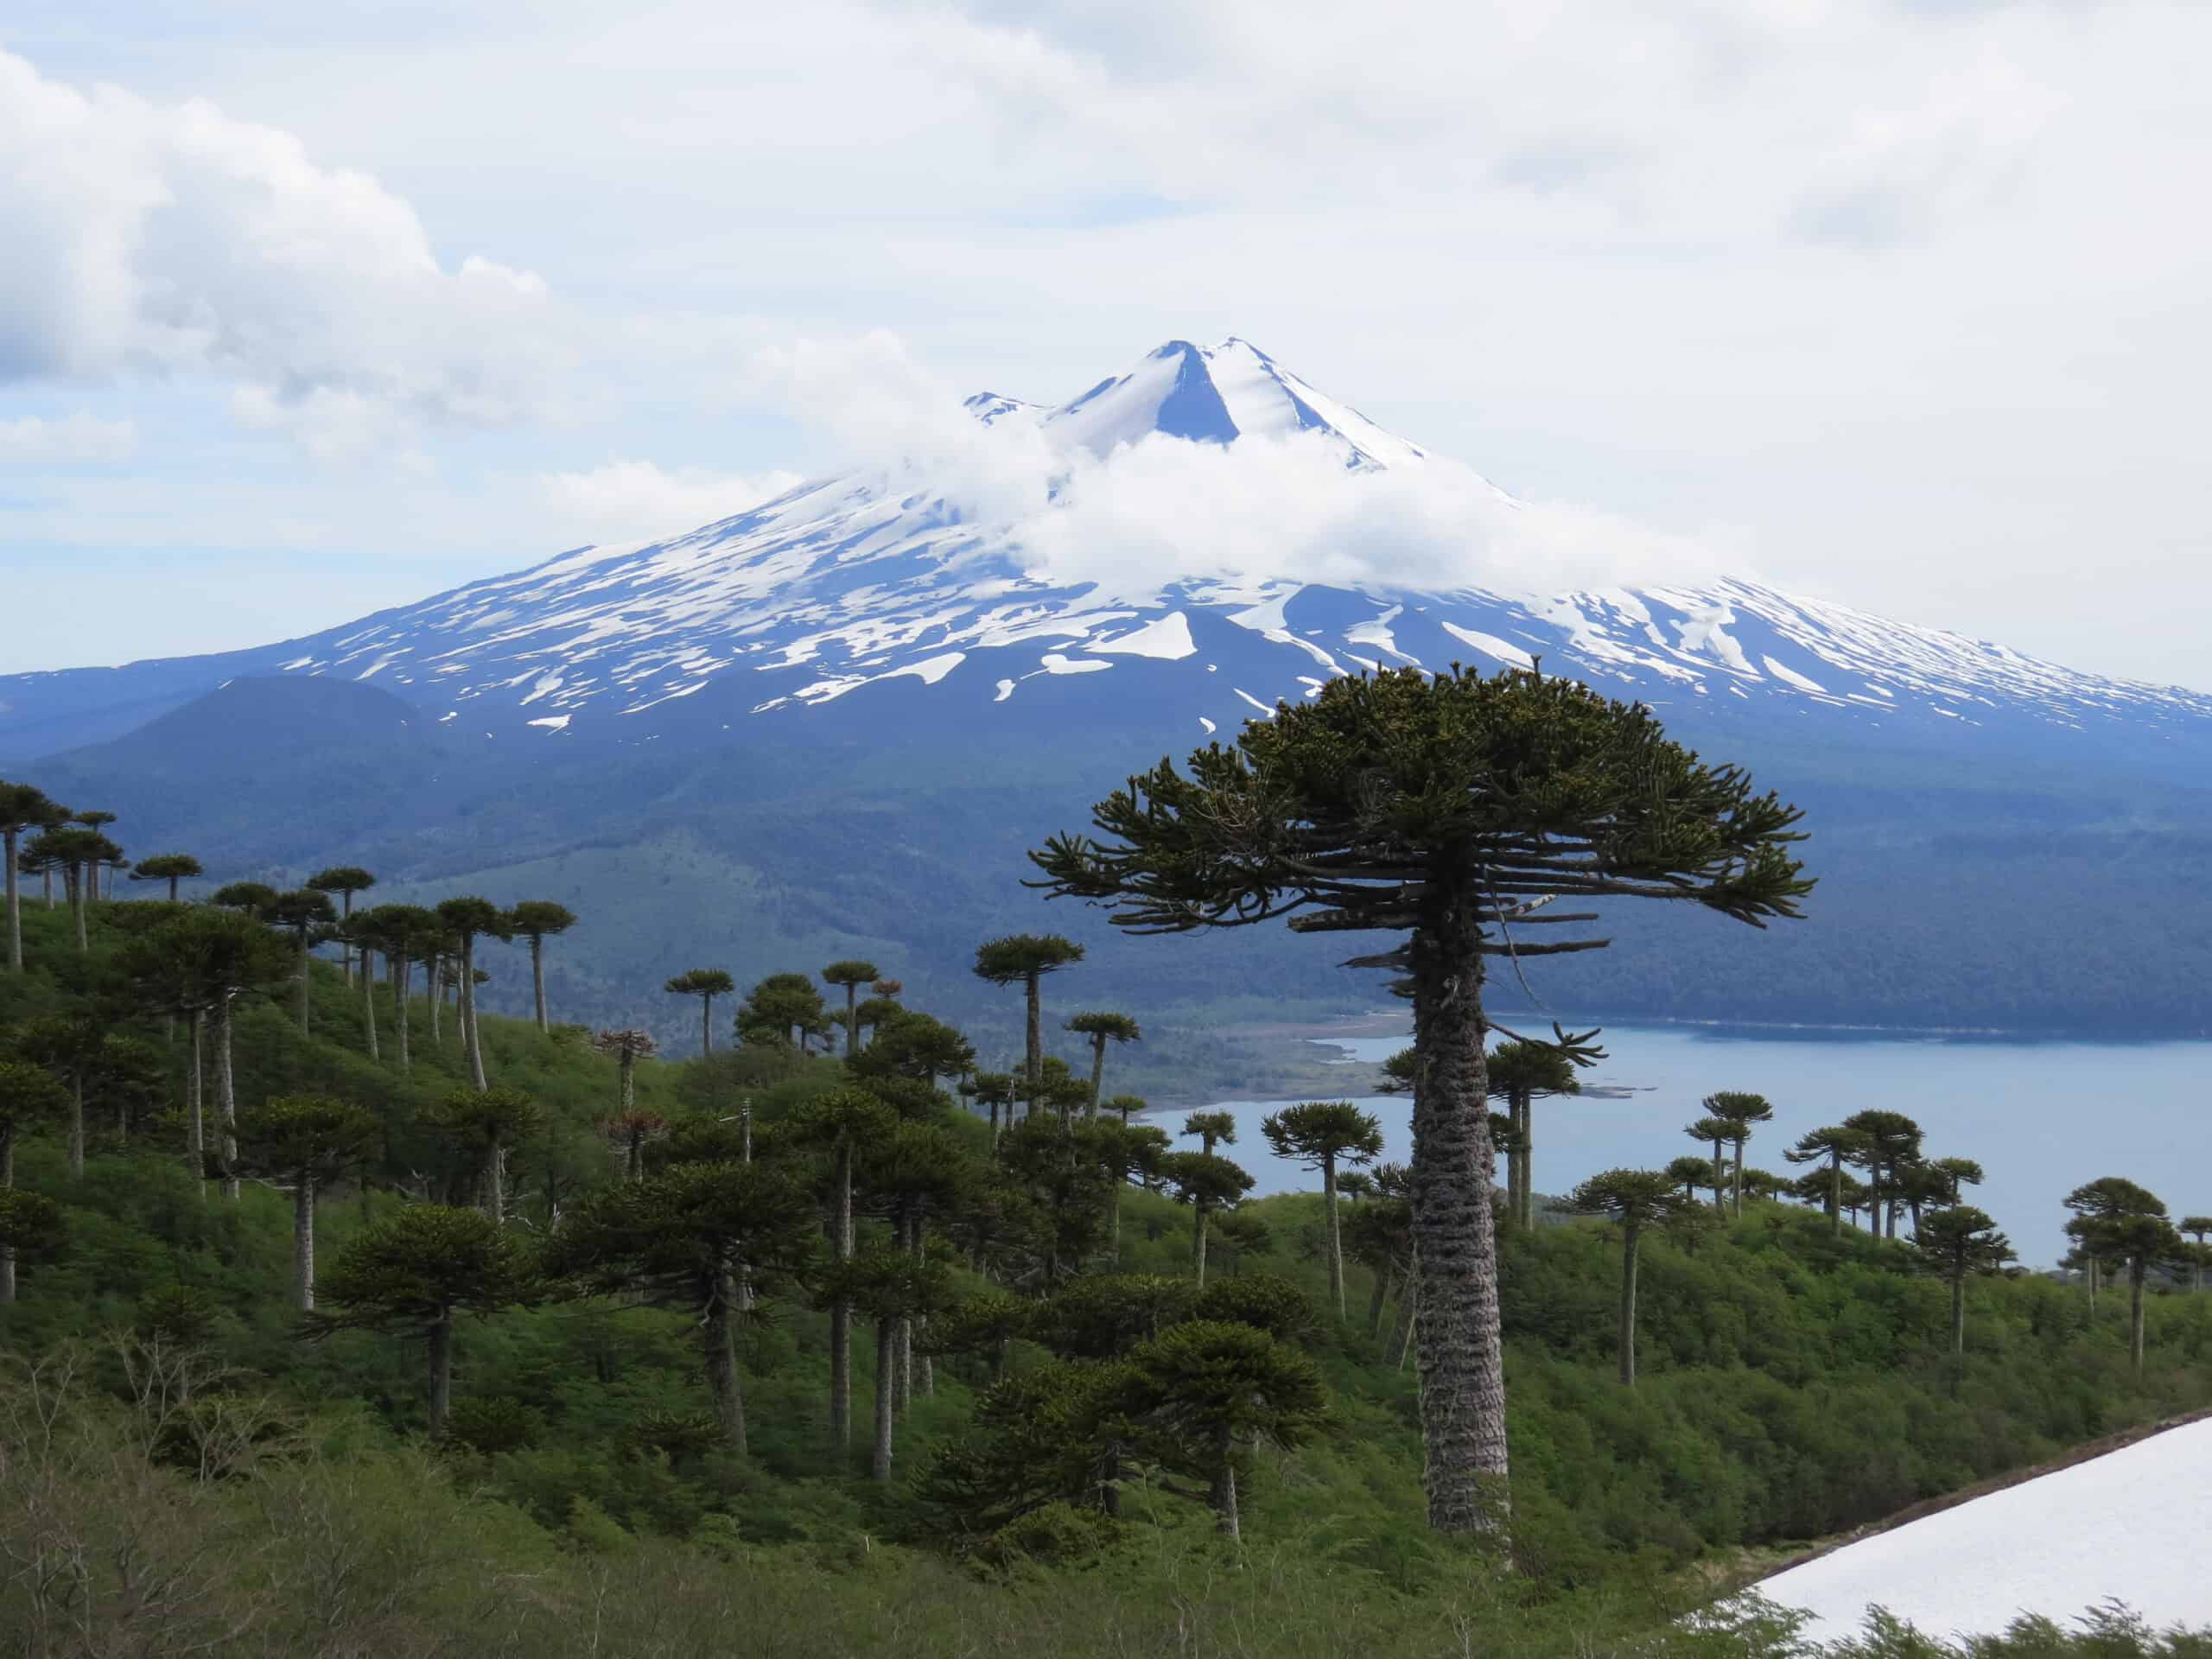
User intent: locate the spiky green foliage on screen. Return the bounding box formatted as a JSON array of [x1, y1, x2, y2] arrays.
[[736, 972, 833, 1052], [128, 854, 203, 902]]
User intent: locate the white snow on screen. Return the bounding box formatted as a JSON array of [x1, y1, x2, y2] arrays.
[[1758, 1419, 2212, 1642], [1763, 656, 1830, 695], [527, 715, 571, 732], [1088, 612, 1196, 660], [1346, 606, 1419, 664], [1039, 652, 1112, 675], [1233, 687, 1274, 714], [1440, 623, 1535, 670], [876, 651, 965, 685], [993, 678, 1015, 703]]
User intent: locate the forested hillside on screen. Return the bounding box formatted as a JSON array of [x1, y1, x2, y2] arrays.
[[4, 877, 2212, 1654]]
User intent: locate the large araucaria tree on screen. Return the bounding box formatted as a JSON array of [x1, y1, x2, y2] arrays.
[[1028, 664, 1810, 1535], [972, 935, 1084, 1096], [1567, 1168, 1692, 1386], [664, 969, 736, 1058], [1259, 1100, 1383, 1319], [506, 901, 577, 1032]]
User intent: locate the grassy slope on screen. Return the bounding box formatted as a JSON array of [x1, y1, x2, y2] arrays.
[[5, 899, 2212, 1656]]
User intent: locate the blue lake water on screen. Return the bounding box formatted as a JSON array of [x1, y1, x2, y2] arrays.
[[1192, 1019, 2212, 1267]]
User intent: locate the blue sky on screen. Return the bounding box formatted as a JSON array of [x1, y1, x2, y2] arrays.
[[3, 1, 2208, 686]]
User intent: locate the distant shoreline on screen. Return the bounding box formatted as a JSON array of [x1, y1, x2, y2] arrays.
[[1230, 1007, 2206, 1049]]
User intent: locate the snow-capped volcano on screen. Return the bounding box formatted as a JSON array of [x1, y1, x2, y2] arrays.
[[3, 337, 2207, 766]]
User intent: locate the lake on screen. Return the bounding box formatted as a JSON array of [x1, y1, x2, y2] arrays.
[[1188, 1018, 2212, 1266]]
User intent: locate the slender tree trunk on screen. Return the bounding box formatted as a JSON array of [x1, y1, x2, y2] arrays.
[[873, 1317, 897, 1480], [361, 948, 379, 1060], [1, 1134, 15, 1302], [2130, 1265, 2146, 1376], [3, 825, 19, 974], [340, 892, 353, 985], [1951, 1272, 1965, 1357], [1406, 887, 1510, 1535], [529, 936, 549, 1031], [893, 1211, 912, 1415], [1211, 1427, 1240, 1537], [461, 936, 486, 1090], [845, 983, 861, 1056], [912, 1211, 932, 1397], [67, 1075, 83, 1179], [1387, 1263, 1418, 1368], [216, 1000, 239, 1202], [830, 1143, 854, 1452], [1323, 1151, 1344, 1319], [2086, 1255, 2099, 1315], [1366, 1264, 1391, 1338], [73, 863, 88, 951], [429, 957, 444, 1047], [296, 1177, 317, 1312], [428, 1314, 454, 1438], [395, 957, 412, 1075], [1711, 1141, 1726, 1212], [705, 1269, 747, 1455], [295, 928, 311, 1036], [187, 1010, 205, 1194], [1828, 1154, 1842, 1236], [483, 1144, 504, 1223], [1619, 1224, 1642, 1386], [1192, 1198, 1209, 1286], [619, 1053, 636, 1115], [701, 993, 714, 1058], [1732, 1140, 1745, 1218], [1088, 1033, 1106, 1117], [1024, 971, 1042, 1100]]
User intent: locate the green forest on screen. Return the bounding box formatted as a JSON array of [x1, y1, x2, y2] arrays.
[[3, 669, 2210, 1659]]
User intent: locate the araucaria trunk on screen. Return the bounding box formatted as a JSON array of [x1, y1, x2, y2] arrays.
[[296, 1177, 317, 1311], [217, 1000, 240, 1202], [461, 937, 487, 1090], [1323, 1153, 1344, 1318], [873, 1318, 897, 1480], [705, 1269, 747, 1455], [395, 958, 412, 1073], [1192, 1198, 1209, 1286], [1088, 1034, 1106, 1117], [187, 1011, 205, 1190], [830, 1145, 855, 1452], [1406, 887, 1510, 1534], [1024, 973, 1043, 1100], [296, 930, 312, 1035], [429, 957, 444, 1046], [531, 937, 549, 1031], [1619, 1226, 1642, 1386], [1950, 1273, 1965, 1357], [1211, 1427, 1240, 1537], [361, 952, 379, 1059], [3, 826, 20, 973], [1827, 1154, 1842, 1236]]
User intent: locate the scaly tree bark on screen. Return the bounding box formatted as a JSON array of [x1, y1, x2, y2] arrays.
[[1029, 664, 1809, 1535]]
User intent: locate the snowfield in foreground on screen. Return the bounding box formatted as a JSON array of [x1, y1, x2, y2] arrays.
[[1758, 1417, 2212, 1642]]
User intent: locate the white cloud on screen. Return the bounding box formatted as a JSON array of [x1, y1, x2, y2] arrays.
[[0, 411, 135, 464], [0, 49, 565, 446], [537, 460, 804, 542]]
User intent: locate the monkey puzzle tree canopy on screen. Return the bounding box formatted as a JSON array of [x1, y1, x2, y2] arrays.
[[129, 853, 203, 903], [1031, 664, 1809, 1535]]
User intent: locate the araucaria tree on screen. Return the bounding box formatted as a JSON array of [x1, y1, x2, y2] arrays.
[[424, 1085, 544, 1222], [0, 780, 58, 972], [305, 866, 377, 983], [1704, 1092, 1776, 1218], [1030, 664, 1809, 1535], [435, 897, 511, 1090], [1260, 1101, 1383, 1318], [234, 1094, 380, 1310], [664, 969, 736, 1058], [735, 973, 832, 1052], [972, 935, 1084, 1096], [1159, 1149, 1255, 1287], [1910, 1205, 2016, 1357], [1786, 1126, 1869, 1236], [309, 1205, 537, 1438], [591, 1028, 658, 1117], [1568, 1169, 1692, 1386], [787, 1087, 898, 1452], [269, 888, 338, 1036], [506, 901, 577, 1031], [2065, 1177, 2177, 1376], [548, 1162, 820, 1454], [1486, 1037, 1595, 1227], [130, 853, 203, 904], [1065, 1011, 1141, 1115], [821, 960, 883, 1054], [1685, 1116, 1737, 1212]]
